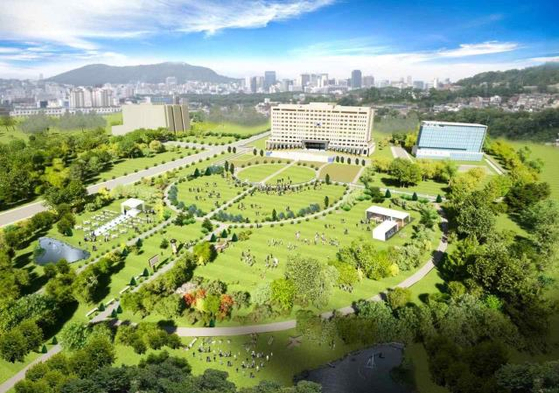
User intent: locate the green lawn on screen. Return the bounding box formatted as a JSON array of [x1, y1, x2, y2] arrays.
[[94, 147, 196, 182], [221, 183, 346, 222], [0, 113, 122, 144], [180, 134, 237, 145], [115, 328, 364, 389], [265, 165, 316, 185], [176, 174, 247, 215], [196, 197, 441, 322], [319, 163, 362, 183], [371, 145, 396, 159], [191, 122, 270, 137], [249, 136, 269, 150], [236, 164, 286, 183], [97, 222, 205, 306], [366, 175, 448, 197], [505, 141, 559, 200]]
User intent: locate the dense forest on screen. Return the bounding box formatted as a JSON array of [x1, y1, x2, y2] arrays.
[[422, 107, 559, 141], [457, 63, 559, 87]]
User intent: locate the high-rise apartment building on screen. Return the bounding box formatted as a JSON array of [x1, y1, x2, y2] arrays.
[[249, 77, 257, 93], [299, 74, 311, 88], [351, 70, 362, 89], [413, 121, 487, 161], [69, 88, 85, 108], [266, 102, 374, 155], [92, 88, 112, 107]]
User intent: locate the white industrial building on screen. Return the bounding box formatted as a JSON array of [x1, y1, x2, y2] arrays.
[[366, 205, 410, 241], [266, 102, 375, 155], [112, 103, 190, 135]]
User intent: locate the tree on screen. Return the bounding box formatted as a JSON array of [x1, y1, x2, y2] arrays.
[[229, 163, 235, 174], [192, 242, 217, 265], [436, 194, 442, 203], [259, 149, 264, 157], [270, 279, 295, 311], [324, 195, 329, 208], [0, 329, 28, 362], [412, 192, 418, 201], [231, 233, 238, 242], [285, 255, 338, 308], [220, 229, 228, 238], [505, 182, 551, 212], [201, 218, 213, 233], [253, 148, 257, 155], [389, 158, 422, 187], [387, 287, 411, 309], [419, 205, 439, 229], [325, 173, 331, 185], [209, 233, 217, 242], [60, 322, 91, 351], [385, 189, 392, 198], [69, 337, 115, 378], [519, 199, 559, 259], [56, 212, 76, 236], [455, 198, 496, 241], [160, 239, 169, 249]]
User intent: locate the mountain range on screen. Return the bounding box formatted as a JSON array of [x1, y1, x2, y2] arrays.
[[47, 62, 237, 86]]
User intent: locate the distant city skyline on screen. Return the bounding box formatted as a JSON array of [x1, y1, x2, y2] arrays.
[[0, 0, 557, 80]]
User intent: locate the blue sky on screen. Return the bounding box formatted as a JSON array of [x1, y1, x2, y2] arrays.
[[0, 0, 557, 80]]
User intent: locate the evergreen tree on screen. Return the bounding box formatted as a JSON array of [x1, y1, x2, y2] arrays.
[[210, 233, 217, 242], [436, 194, 443, 203], [412, 192, 418, 201], [231, 233, 238, 242], [325, 173, 331, 185], [385, 189, 392, 198], [221, 229, 228, 238]]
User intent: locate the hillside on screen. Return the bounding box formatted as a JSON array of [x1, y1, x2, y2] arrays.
[[47, 62, 237, 85], [457, 62, 559, 87]]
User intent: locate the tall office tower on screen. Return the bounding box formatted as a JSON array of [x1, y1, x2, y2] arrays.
[[363, 75, 375, 88], [413, 81, 425, 90], [317, 74, 329, 87], [249, 77, 257, 93], [351, 70, 362, 89], [256, 76, 265, 91], [267, 102, 375, 155], [299, 74, 311, 88], [264, 71, 277, 90], [413, 121, 487, 161], [406, 75, 412, 86]]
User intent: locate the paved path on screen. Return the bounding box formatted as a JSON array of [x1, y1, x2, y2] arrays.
[[0, 345, 62, 393], [0, 132, 269, 228], [484, 156, 505, 175], [391, 146, 412, 161], [257, 160, 298, 185], [351, 166, 365, 184]]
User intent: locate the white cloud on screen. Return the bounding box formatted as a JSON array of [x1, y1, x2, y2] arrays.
[[0, 0, 334, 50], [529, 56, 559, 63], [436, 42, 518, 58]]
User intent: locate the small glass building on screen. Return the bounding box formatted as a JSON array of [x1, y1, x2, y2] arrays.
[[413, 121, 487, 161]]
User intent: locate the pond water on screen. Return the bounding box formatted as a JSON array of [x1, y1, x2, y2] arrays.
[[295, 343, 411, 393], [35, 237, 90, 265]]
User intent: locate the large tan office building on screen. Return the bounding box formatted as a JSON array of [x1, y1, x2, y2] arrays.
[[112, 103, 190, 135], [266, 102, 374, 155]]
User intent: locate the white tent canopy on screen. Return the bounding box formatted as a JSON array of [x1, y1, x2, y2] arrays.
[[121, 198, 144, 216], [366, 205, 410, 221]]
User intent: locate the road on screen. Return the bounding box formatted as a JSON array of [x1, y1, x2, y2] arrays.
[[0, 132, 269, 228], [390, 146, 413, 161]]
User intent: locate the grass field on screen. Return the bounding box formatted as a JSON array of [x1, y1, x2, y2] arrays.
[[249, 136, 269, 150], [94, 147, 196, 182], [506, 140, 559, 200], [319, 163, 362, 183], [115, 328, 364, 389], [265, 165, 316, 185], [191, 122, 270, 137], [237, 164, 286, 183], [221, 183, 346, 222], [96, 221, 205, 306], [180, 134, 237, 145], [197, 197, 441, 320], [0, 113, 122, 144], [176, 174, 247, 214]]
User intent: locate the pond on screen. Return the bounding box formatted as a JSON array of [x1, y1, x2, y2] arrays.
[[35, 237, 90, 265], [294, 343, 411, 393]]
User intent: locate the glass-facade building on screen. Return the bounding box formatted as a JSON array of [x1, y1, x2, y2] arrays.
[[414, 121, 487, 161]]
